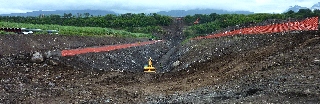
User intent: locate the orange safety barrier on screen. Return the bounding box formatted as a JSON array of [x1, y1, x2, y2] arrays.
[[61, 40, 163, 56], [193, 17, 319, 40]]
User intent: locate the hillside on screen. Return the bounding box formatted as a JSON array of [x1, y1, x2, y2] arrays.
[[0, 17, 319, 103]]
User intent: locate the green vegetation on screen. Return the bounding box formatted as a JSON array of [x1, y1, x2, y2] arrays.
[[0, 30, 5, 34], [0, 30, 14, 35], [0, 13, 172, 34], [0, 22, 152, 38]]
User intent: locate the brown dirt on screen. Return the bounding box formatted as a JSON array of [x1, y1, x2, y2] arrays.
[[0, 20, 320, 103]]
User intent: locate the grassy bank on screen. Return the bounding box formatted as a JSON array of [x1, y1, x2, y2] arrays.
[[0, 22, 153, 38]]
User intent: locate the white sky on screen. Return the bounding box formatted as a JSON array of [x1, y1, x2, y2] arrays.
[[0, 0, 319, 14]]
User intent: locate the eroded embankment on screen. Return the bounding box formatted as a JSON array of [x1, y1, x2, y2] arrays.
[[143, 31, 320, 103], [0, 31, 319, 104]]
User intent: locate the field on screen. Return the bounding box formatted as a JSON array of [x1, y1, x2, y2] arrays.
[[0, 18, 319, 103]]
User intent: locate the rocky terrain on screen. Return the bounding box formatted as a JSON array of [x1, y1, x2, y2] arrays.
[[0, 18, 319, 103]]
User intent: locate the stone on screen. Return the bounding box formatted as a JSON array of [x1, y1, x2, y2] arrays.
[[31, 52, 44, 63], [172, 60, 180, 67]]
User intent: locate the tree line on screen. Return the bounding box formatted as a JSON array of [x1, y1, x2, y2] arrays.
[[0, 13, 173, 34]]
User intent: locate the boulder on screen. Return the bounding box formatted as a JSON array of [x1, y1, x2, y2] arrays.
[[31, 52, 44, 63]]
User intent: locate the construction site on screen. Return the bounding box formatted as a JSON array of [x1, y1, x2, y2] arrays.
[[0, 17, 320, 103]]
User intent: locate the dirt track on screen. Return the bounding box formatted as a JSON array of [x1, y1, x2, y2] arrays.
[[0, 18, 320, 103]]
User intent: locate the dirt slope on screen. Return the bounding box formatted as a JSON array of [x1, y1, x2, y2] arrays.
[[155, 31, 320, 103], [0, 20, 319, 103]]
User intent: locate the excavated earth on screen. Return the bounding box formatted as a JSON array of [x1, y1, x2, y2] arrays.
[[0, 20, 320, 103]]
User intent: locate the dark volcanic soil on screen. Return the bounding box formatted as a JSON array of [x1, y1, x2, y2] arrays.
[[0, 19, 320, 103]]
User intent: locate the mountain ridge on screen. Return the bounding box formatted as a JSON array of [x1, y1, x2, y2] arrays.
[[2, 2, 320, 17], [0, 9, 117, 17], [287, 2, 320, 12]]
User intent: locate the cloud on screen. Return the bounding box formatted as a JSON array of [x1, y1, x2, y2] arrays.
[[0, 0, 319, 14]]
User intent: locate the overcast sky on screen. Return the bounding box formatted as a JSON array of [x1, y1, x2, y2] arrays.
[[0, 0, 319, 14]]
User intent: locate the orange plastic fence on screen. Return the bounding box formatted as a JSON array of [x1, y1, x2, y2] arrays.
[[61, 40, 163, 56], [194, 17, 319, 40]]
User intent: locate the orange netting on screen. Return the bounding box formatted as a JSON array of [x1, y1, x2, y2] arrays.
[[61, 40, 163, 56], [193, 17, 319, 40]]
